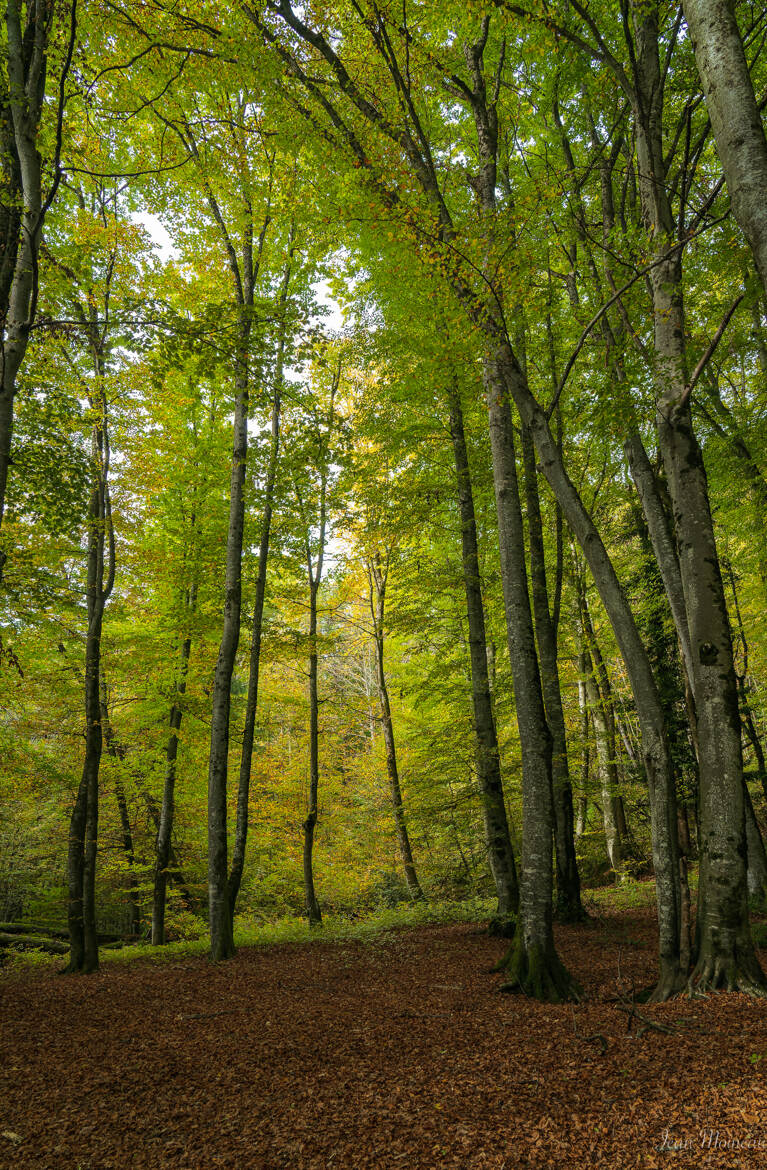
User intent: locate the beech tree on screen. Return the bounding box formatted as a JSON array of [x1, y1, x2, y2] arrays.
[[0, 0, 76, 582]]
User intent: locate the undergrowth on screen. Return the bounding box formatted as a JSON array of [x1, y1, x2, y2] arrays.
[[2, 898, 496, 974]]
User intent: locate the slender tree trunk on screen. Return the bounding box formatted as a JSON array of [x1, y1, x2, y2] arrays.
[[625, 433, 694, 684], [447, 386, 518, 919], [484, 359, 577, 1001], [228, 249, 293, 918], [521, 424, 583, 920], [303, 577, 322, 926], [741, 687, 767, 806], [582, 651, 623, 875], [574, 569, 633, 875], [152, 601, 195, 946], [745, 781, 767, 908], [682, 0, 767, 296], [99, 674, 140, 938], [456, 29, 575, 999], [203, 179, 271, 961], [208, 321, 249, 960], [294, 372, 339, 929], [65, 346, 113, 974], [726, 558, 767, 805], [144, 783, 194, 912], [367, 553, 425, 902], [698, 375, 767, 595], [576, 657, 590, 840], [677, 806, 692, 974]]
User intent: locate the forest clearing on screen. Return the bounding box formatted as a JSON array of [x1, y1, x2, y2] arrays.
[[4, 896, 767, 1170], [4, 0, 767, 1165]]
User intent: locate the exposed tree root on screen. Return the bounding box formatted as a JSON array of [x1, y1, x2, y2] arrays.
[[688, 950, 767, 997], [59, 958, 99, 976], [497, 937, 581, 1003], [644, 968, 688, 1004]]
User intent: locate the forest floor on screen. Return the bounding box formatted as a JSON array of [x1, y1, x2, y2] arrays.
[[2, 895, 767, 1169]]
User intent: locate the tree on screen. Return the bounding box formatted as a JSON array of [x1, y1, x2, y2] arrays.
[[682, 0, 767, 297], [366, 547, 425, 903], [59, 185, 122, 973], [0, 0, 76, 582], [285, 345, 345, 926]]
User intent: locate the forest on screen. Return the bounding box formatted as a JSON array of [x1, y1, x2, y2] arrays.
[[3, 0, 767, 1165]]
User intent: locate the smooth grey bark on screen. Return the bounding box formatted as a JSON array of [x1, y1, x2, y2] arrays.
[[228, 249, 293, 920], [447, 384, 518, 918], [576, 659, 590, 840], [582, 650, 623, 874], [152, 595, 195, 947], [682, 0, 767, 296], [99, 674, 140, 939], [631, 3, 763, 992], [575, 581, 628, 867], [485, 359, 575, 999], [521, 424, 583, 920], [367, 551, 425, 903]]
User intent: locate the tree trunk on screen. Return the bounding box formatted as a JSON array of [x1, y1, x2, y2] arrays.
[[484, 359, 577, 1001], [682, 0, 767, 296], [207, 320, 250, 962], [447, 385, 518, 919], [367, 553, 425, 902], [575, 583, 628, 875], [745, 781, 767, 909], [0, 3, 58, 583], [576, 660, 591, 840], [152, 606, 195, 946], [625, 433, 694, 684], [631, 3, 763, 992], [677, 806, 693, 975], [303, 577, 323, 927], [582, 652, 623, 875], [455, 29, 575, 999], [521, 424, 583, 920], [228, 250, 292, 919], [99, 675, 141, 939], [65, 354, 113, 975]]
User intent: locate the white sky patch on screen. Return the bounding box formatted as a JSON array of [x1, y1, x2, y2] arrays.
[[134, 211, 178, 262], [313, 279, 345, 332]]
